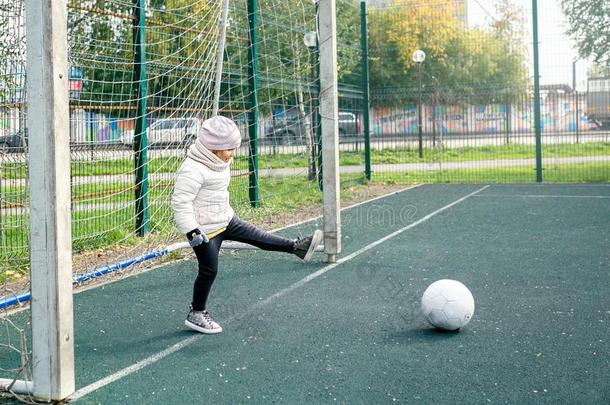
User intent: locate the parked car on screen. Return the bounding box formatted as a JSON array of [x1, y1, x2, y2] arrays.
[[264, 109, 309, 146], [338, 111, 361, 137], [265, 110, 361, 145], [0, 129, 28, 153], [122, 117, 201, 147]]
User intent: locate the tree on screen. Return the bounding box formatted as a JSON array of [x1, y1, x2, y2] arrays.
[[68, 0, 136, 117], [473, 0, 528, 101], [336, 0, 365, 85], [369, 0, 457, 90], [385, 0, 457, 70], [491, 0, 527, 47], [68, 0, 220, 117], [220, 0, 319, 114], [439, 28, 528, 103], [561, 0, 610, 66], [368, 0, 529, 106], [146, 0, 218, 113], [588, 64, 610, 78]]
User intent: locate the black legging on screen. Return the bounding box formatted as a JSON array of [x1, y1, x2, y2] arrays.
[[191, 216, 295, 311]]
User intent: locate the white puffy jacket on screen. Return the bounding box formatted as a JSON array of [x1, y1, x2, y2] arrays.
[[171, 157, 234, 235]]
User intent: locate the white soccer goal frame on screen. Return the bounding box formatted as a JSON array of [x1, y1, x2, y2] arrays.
[[318, 0, 342, 262], [0, 0, 75, 401]]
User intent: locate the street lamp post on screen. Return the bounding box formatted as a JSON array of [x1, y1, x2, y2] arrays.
[[412, 49, 426, 158]]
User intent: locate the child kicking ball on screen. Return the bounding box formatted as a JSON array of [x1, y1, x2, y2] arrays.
[[171, 115, 322, 334]]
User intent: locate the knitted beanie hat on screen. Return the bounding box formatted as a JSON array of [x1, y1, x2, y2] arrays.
[[197, 115, 242, 150]]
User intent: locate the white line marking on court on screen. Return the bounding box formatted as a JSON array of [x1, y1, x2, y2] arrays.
[[70, 336, 200, 400], [70, 184, 486, 401], [474, 194, 610, 199]]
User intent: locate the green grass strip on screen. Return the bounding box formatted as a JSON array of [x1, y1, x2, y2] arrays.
[[1, 142, 608, 179]]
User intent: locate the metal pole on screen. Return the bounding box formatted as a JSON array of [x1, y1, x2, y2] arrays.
[[432, 94, 436, 148], [574, 91, 580, 143], [417, 64, 423, 158], [360, 0, 371, 180], [247, 0, 260, 207], [133, 0, 149, 235], [572, 60, 577, 93], [213, 0, 231, 115], [532, 0, 543, 182], [505, 102, 511, 144], [573, 60, 580, 143], [25, 0, 75, 399]]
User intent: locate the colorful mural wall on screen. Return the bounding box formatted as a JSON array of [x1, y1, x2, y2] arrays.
[[372, 94, 597, 136], [69, 109, 134, 143]]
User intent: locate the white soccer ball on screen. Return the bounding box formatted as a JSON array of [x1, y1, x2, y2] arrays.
[[421, 279, 475, 331]]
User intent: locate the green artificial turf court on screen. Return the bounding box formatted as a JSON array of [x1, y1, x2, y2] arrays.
[[2, 184, 609, 403]]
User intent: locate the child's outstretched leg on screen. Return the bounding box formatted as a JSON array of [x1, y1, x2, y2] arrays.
[[185, 237, 224, 334], [225, 217, 322, 263]]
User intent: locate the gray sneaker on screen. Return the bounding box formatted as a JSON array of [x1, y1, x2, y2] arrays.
[[294, 230, 323, 263], [185, 308, 223, 334]]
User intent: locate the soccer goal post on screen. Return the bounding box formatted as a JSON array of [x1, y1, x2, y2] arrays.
[[0, 0, 76, 401], [28, 0, 75, 399], [318, 0, 341, 262]]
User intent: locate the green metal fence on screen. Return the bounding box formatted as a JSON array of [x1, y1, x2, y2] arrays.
[[361, 0, 609, 184]]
